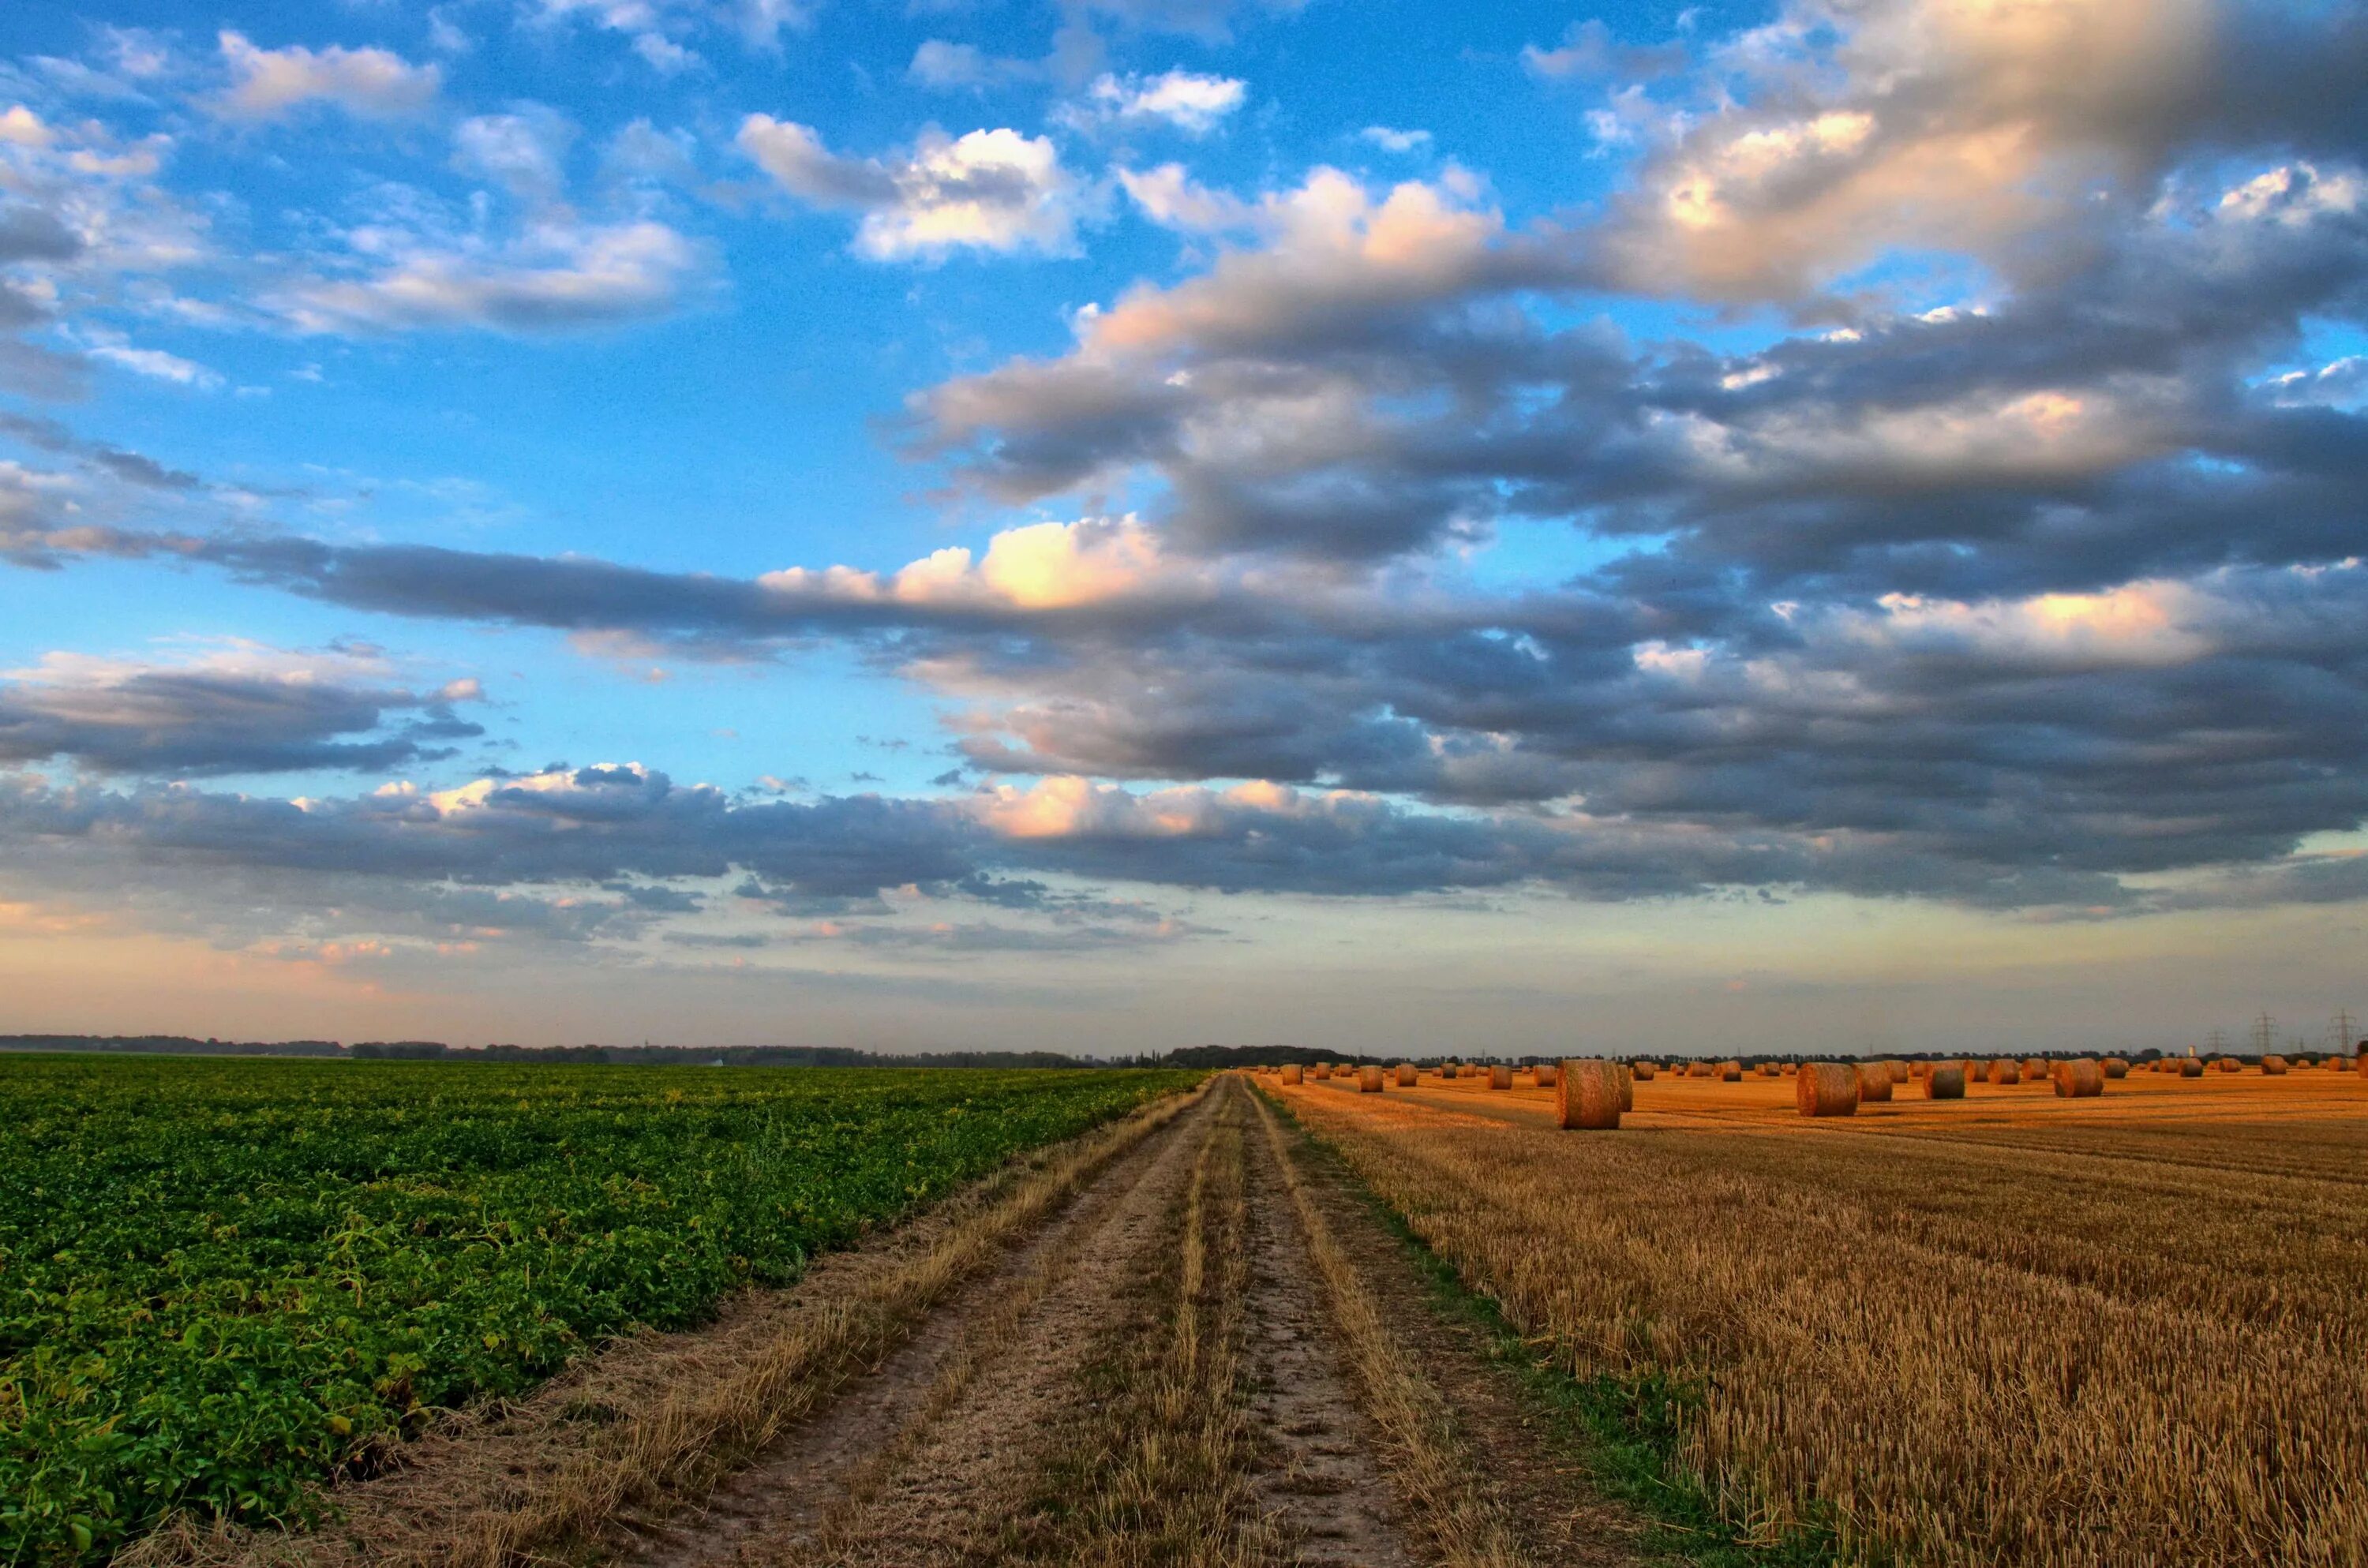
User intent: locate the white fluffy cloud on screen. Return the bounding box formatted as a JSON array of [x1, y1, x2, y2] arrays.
[[738, 116, 1085, 260], [212, 30, 441, 122], [1073, 69, 1246, 136]]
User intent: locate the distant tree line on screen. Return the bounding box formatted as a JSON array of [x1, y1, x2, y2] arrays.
[[0, 1035, 1152, 1068]]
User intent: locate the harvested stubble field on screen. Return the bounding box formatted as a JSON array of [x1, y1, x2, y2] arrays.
[[1272, 1062, 2368, 1568]]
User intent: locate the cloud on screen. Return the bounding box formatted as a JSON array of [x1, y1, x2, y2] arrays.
[[738, 117, 1086, 259], [1070, 69, 1246, 136], [1116, 163, 1255, 232], [80, 337, 221, 390], [451, 107, 578, 206], [526, 0, 800, 71], [212, 31, 441, 122], [1072, 0, 1306, 43], [1358, 126, 1430, 154], [1584, 0, 2368, 303], [0, 645, 484, 776], [269, 218, 703, 334], [908, 40, 1040, 90]]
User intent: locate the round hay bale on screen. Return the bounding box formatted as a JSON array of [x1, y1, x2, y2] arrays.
[[1311, 1063, 1331, 1080], [1556, 1059, 1624, 1130], [1797, 1063, 1860, 1117], [1987, 1059, 2020, 1084], [1280, 1064, 1304, 1085], [1617, 1062, 1634, 1112], [1718, 1061, 1743, 1082], [2261, 1055, 2287, 1076], [1924, 1063, 1967, 1098], [2021, 1057, 2048, 1080], [1857, 1063, 1894, 1102], [1532, 1064, 1557, 1087], [2336, 1056, 2353, 1072], [1686, 1061, 1714, 1079], [2356, 1048, 2366, 1077], [2179, 1057, 2204, 1078], [2054, 1058, 2104, 1098], [1392, 1063, 1415, 1086], [1440, 1062, 1459, 1080], [1631, 1061, 1658, 1081], [1909, 1061, 1931, 1078], [1887, 1061, 1910, 1083], [1358, 1065, 1384, 1092], [1489, 1064, 1513, 1091], [2100, 1057, 2128, 1079]]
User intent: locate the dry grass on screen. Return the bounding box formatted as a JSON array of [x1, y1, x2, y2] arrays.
[[993, 1083, 1276, 1568], [1269, 1070, 2368, 1567]]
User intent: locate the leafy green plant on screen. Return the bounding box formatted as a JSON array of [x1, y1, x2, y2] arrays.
[[0, 1057, 1191, 1564]]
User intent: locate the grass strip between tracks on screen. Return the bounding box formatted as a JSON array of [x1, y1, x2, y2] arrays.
[[1253, 1085, 1842, 1568], [995, 1080, 1276, 1566]]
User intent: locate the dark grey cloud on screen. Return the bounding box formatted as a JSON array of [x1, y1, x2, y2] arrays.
[[0, 664, 483, 777], [0, 205, 83, 264]]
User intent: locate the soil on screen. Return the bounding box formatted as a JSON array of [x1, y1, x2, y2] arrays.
[[199, 1076, 1647, 1568]]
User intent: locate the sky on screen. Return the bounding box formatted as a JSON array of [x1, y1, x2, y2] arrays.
[[2, 0, 2365, 1057]]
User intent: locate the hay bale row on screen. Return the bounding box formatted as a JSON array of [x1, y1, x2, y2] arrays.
[[1556, 1059, 1624, 1129], [1797, 1063, 1860, 1117]]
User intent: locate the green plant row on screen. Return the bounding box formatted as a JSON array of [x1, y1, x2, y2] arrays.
[[0, 1055, 1194, 1565]]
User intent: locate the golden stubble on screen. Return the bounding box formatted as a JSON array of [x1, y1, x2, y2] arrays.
[[1274, 1068, 2368, 1567]]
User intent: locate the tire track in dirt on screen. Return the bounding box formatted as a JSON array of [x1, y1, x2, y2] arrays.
[[1239, 1099, 1417, 1566], [159, 1075, 1650, 1568], [620, 1081, 1227, 1568]]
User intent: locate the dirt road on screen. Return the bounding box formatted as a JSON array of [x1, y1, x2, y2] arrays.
[[163, 1076, 1639, 1568]]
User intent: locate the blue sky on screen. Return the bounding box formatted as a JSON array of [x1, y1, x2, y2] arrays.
[[2, 0, 2366, 1054]]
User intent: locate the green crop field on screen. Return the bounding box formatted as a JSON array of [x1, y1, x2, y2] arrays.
[[0, 1055, 1194, 1565]]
